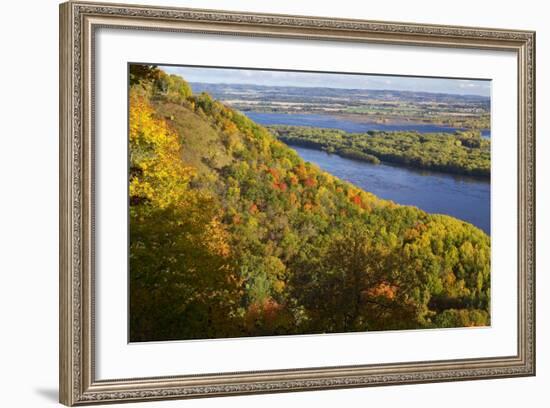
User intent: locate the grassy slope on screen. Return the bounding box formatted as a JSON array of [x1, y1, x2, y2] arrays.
[[153, 101, 232, 173]]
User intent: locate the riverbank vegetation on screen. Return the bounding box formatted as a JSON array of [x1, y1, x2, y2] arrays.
[[269, 125, 490, 178], [128, 65, 490, 342]]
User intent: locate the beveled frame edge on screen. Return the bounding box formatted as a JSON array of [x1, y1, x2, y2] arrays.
[[59, 1, 536, 405]]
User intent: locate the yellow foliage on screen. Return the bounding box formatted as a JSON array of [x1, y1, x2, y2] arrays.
[[204, 216, 232, 258], [129, 90, 195, 208], [273, 280, 286, 293]]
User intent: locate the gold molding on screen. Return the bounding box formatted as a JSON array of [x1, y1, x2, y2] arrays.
[[59, 1, 536, 405]]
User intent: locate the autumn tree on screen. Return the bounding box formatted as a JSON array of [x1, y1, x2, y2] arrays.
[[129, 88, 243, 341]]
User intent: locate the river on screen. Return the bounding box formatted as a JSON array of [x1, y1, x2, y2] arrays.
[[245, 112, 491, 138], [245, 111, 491, 234]]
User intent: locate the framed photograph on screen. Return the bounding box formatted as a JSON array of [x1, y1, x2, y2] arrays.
[[59, 1, 536, 405]]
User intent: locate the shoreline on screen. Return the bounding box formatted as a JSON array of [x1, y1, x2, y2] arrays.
[[241, 109, 490, 132], [281, 140, 491, 181]]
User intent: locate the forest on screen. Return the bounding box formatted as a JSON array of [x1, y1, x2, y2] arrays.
[[129, 65, 491, 342], [269, 125, 490, 177]]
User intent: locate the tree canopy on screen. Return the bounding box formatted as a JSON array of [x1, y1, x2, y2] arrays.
[[270, 125, 490, 178]]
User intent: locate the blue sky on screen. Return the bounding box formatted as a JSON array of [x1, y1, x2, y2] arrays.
[[161, 65, 491, 97]]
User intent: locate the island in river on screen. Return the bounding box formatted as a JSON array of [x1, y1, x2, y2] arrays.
[[268, 124, 490, 178]]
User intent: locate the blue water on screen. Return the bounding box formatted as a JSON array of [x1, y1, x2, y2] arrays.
[[292, 146, 491, 234], [246, 111, 491, 138], [243, 111, 490, 234]]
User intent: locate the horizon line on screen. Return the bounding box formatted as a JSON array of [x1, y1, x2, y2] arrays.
[[152, 63, 491, 98], [187, 80, 491, 99]]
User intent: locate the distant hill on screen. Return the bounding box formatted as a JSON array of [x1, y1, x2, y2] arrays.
[[129, 65, 491, 342], [190, 82, 491, 103], [189, 81, 490, 130]]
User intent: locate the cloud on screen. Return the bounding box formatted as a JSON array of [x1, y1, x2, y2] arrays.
[[160, 65, 491, 97]]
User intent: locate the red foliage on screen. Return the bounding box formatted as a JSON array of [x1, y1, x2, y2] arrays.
[[262, 299, 283, 323], [244, 299, 285, 330], [304, 177, 317, 187], [272, 182, 288, 192]]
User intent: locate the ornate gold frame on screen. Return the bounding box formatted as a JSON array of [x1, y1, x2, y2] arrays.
[[59, 1, 536, 405]]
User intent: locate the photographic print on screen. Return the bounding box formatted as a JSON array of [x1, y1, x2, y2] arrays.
[[60, 4, 535, 403], [128, 64, 491, 342]]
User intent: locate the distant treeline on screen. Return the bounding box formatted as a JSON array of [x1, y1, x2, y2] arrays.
[[269, 125, 490, 178], [191, 82, 491, 130]]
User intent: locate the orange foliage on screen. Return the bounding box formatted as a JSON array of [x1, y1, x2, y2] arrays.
[[204, 216, 231, 258], [288, 173, 299, 186], [267, 167, 280, 181], [289, 192, 298, 206], [272, 182, 288, 192], [365, 282, 398, 300], [244, 299, 285, 329], [249, 203, 259, 214], [223, 120, 238, 135], [232, 214, 242, 225], [294, 163, 308, 181]]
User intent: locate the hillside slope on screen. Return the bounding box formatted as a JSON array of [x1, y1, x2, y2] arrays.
[[128, 65, 491, 342]]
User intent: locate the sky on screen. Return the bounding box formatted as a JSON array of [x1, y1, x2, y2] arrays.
[[161, 65, 491, 97]]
